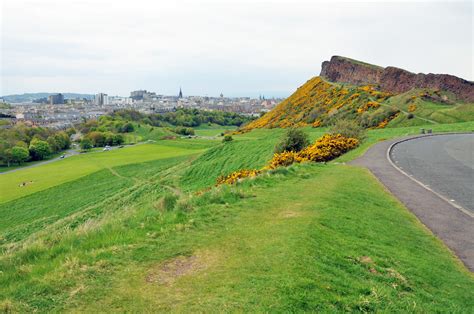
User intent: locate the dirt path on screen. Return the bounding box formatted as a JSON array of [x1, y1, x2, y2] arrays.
[[350, 134, 474, 271]]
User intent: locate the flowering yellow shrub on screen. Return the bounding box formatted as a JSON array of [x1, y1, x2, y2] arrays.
[[298, 134, 359, 162], [216, 169, 261, 185], [215, 134, 359, 186], [312, 120, 321, 128], [265, 151, 304, 170], [266, 134, 359, 169], [408, 104, 416, 112], [357, 101, 380, 113]]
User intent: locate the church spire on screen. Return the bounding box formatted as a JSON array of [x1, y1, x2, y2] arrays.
[[178, 87, 183, 98]]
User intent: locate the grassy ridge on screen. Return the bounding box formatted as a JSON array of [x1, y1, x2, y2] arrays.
[[1, 122, 473, 312], [1, 163, 472, 312]]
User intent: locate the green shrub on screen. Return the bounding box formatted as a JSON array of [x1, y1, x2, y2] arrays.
[[222, 135, 233, 143], [173, 127, 195, 136], [158, 194, 179, 211], [329, 119, 366, 140], [274, 128, 309, 153]]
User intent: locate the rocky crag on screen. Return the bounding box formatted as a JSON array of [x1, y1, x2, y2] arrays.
[[320, 56, 474, 102]]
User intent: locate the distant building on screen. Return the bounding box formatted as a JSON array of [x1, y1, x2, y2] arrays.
[[95, 93, 109, 106], [130, 90, 147, 100], [178, 87, 183, 98], [48, 93, 64, 105]]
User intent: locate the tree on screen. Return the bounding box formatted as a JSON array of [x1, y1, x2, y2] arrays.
[[274, 128, 310, 153], [1, 148, 14, 167], [29, 139, 51, 160], [11, 146, 29, 165], [86, 131, 106, 147], [80, 138, 93, 150], [120, 122, 134, 133]]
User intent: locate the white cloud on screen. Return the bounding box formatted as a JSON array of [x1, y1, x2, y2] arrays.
[[1, 0, 472, 96]]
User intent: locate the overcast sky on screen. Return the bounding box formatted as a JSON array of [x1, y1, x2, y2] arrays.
[[1, 0, 472, 97]]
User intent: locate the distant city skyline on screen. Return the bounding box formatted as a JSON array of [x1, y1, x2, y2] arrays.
[[1, 0, 472, 97]]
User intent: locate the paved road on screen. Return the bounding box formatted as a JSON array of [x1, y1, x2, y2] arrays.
[[0, 148, 80, 175], [351, 134, 474, 271], [390, 134, 474, 212]]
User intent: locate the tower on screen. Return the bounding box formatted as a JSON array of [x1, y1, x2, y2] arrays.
[[178, 87, 183, 98]]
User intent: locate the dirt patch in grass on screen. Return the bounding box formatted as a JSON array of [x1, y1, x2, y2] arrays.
[[279, 211, 303, 218], [146, 250, 218, 285]]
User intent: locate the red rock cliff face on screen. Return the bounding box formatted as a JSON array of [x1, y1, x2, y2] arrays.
[[320, 56, 474, 102]]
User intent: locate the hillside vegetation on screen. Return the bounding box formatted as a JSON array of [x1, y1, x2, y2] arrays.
[[1, 121, 473, 312], [240, 76, 473, 132]]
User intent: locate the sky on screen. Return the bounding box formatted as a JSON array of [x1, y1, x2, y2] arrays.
[[0, 0, 472, 97]]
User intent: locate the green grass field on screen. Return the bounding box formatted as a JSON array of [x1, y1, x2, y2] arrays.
[[0, 143, 202, 203], [1, 121, 473, 312]]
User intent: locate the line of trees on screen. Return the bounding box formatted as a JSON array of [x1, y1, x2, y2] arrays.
[[110, 109, 253, 128], [0, 124, 72, 167]]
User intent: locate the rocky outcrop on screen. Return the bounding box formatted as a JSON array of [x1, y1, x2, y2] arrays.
[[320, 56, 474, 102]]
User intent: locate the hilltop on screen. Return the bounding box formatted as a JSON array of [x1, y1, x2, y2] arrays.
[[241, 57, 474, 132], [321, 56, 474, 102], [1, 93, 94, 103]]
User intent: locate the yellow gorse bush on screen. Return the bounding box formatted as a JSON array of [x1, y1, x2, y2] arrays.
[[216, 169, 261, 185], [266, 134, 359, 170], [357, 101, 380, 114], [408, 104, 417, 112], [216, 134, 359, 185]]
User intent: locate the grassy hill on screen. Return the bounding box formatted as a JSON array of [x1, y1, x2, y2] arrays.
[[1, 122, 473, 312], [240, 77, 474, 132]]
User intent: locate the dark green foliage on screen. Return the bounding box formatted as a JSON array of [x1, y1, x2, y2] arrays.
[[120, 122, 135, 133], [28, 139, 51, 160], [222, 135, 233, 143], [10, 146, 29, 165], [0, 123, 70, 166], [329, 119, 366, 140], [108, 108, 253, 128], [173, 127, 195, 136], [80, 138, 93, 150], [47, 131, 71, 153], [274, 128, 310, 153]]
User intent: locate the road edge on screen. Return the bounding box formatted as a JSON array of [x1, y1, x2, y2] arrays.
[[386, 132, 474, 219]]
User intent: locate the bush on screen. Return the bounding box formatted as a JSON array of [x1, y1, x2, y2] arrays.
[[158, 194, 179, 211], [80, 138, 93, 150], [216, 169, 260, 185], [267, 134, 359, 169], [222, 135, 233, 143], [274, 128, 310, 153], [173, 127, 195, 136], [329, 119, 366, 141], [407, 113, 414, 119]]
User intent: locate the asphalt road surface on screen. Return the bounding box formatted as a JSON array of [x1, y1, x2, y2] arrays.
[[390, 134, 474, 212], [351, 133, 474, 271]]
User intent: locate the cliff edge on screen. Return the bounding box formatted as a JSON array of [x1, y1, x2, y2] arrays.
[[320, 56, 474, 102]]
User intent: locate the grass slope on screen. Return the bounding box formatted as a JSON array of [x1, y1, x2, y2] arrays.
[[0, 143, 202, 203], [1, 122, 473, 312], [1, 163, 472, 312]]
